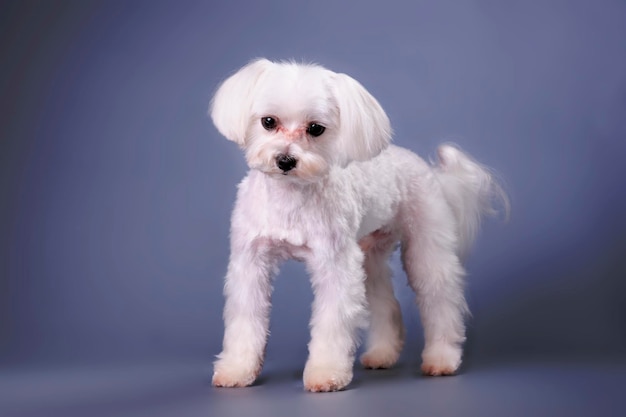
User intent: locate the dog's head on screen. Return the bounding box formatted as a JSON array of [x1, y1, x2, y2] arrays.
[[210, 59, 392, 182]]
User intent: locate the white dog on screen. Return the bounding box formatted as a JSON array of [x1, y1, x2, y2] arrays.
[[210, 59, 506, 392]]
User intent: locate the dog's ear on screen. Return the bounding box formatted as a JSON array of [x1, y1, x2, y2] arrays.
[[210, 59, 272, 146], [331, 73, 392, 164]]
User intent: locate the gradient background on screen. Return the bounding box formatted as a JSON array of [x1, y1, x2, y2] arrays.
[[1, 0, 625, 416]]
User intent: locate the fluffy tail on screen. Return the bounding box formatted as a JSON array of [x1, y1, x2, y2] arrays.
[[434, 144, 509, 257]]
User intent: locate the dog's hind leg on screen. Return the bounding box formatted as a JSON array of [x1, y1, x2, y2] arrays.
[[359, 231, 405, 369], [400, 193, 468, 376]]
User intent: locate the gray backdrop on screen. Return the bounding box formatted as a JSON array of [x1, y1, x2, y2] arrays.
[[1, 1, 625, 416]]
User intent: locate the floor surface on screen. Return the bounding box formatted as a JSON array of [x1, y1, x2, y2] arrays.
[[2, 357, 625, 417]]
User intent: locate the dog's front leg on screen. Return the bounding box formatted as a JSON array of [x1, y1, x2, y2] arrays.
[[303, 242, 367, 392], [212, 247, 276, 388]]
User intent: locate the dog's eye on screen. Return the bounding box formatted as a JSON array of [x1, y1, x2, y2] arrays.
[[261, 117, 277, 130], [307, 123, 325, 137]]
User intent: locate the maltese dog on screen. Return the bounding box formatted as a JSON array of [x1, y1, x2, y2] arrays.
[[209, 59, 506, 392]]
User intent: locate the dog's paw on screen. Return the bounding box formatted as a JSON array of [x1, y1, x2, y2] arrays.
[[420, 342, 462, 376], [303, 363, 353, 392], [212, 356, 262, 388], [360, 346, 400, 369]]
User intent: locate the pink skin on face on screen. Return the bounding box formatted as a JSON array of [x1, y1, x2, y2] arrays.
[[276, 125, 307, 142]]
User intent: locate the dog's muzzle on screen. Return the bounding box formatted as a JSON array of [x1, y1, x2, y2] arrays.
[[276, 154, 297, 173]]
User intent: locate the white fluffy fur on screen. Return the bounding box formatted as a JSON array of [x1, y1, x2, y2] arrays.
[[210, 59, 506, 392]]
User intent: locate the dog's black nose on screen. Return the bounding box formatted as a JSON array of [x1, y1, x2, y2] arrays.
[[276, 154, 297, 172]]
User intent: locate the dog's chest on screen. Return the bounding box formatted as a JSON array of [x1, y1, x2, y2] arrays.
[[259, 206, 307, 245], [237, 171, 367, 259], [241, 178, 339, 253], [243, 200, 319, 261]]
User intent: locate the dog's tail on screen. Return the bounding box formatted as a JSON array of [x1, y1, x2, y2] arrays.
[[434, 144, 509, 257]]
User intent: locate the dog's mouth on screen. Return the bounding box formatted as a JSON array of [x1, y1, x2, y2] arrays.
[[251, 151, 329, 184]]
